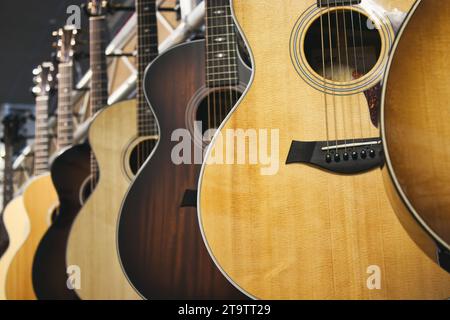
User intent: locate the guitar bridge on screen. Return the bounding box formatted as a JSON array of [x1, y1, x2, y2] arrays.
[[286, 137, 384, 174]]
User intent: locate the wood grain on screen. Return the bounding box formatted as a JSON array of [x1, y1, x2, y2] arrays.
[[5, 174, 57, 300], [117, 41, 250, 299], [198, 0, 450, 299], [0, 196, 29, 300], [66, 100, 141, 300], [382, 0, 450, 253]]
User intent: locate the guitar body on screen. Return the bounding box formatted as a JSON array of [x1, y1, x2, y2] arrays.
[[198, 0, 450, 299], [0, 196, 29, 300], [117, 40, 251, 299], [32, 144, 91, 300], [382, 0, 450, 264], [66, 100, 141, 300], [5, 174, 57, 299]]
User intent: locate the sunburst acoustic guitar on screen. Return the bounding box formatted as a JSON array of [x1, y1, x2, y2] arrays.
[[381, 0, 450, 271], [66, 0, 159, 300], [117, 0, 251, 299], [198, 0, 450, 299], [5, 62, 58, 300], [32, 26, 89, 300]]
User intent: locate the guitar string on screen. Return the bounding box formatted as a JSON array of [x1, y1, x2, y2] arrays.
[[225, 0, 233, 130], [205, 0, 212, 135], [326, 1, 339, 154], [212, 0, 218, 133], [341, 1, 356, 149], [213, 0, 221, 134], [137, 0, 142, 171], [90, 16, 108, 191], [217, 0, 224, 132], [141, 0, 158, 168], [357, 5, 369, 139], [334, 4, 348, 154], [210, 0, 217, 136], [349, 2, 364, 141], [225, 0, 236, 134], [320, 4, 330, 152]]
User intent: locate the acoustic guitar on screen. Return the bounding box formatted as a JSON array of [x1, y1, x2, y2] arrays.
[[0, 113, 29, 300], [117, 0, 251, 299], [32, 26, 89, 300], [66, 0, 158, 300], [198, 0, 450, 299], [381, 0, 450, 271], [0, 113, 18, 259], [5, 63, 58, 300]]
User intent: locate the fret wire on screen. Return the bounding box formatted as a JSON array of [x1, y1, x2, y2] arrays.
[[205, 0, 239, 88], [137, 0, 158, 136]]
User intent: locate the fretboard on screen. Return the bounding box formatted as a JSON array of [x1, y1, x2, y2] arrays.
[[90, 16, 108, 115], [57, 62, 74, 150], [89, 15, 109, 179], [136, 0, 158, 136], [205, 0, 239, 88], [34, 95, 50, 175], [2, 143, 13, 207]]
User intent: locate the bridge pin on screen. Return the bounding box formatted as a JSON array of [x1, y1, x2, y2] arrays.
[[369, 149, 376, 158], [334, 153, 341, 162], [352, 151, 358, 160], [361, 150, 367, 159], [326, 154, 332, 163], [343, 152, 349, 161]]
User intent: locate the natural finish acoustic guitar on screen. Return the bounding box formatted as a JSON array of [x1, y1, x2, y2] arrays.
[[198, 0, 450, 299], [5, 63, 58, 300], [32, 26, 89, 300], [0, 114, 29, 300], [66, 0, 158, 300], [381, 0, 450, 271], [0, 197, 28, 300], [117, 0, 251, 299]]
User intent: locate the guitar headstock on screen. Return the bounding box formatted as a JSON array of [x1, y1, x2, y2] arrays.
[[32, 62, 56, 97], [86, 0, 109, 16], [53, 25, 79, 64]]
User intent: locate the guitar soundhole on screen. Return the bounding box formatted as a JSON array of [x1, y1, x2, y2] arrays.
[[196, 88, 242, 135], [129, 138, 158, 175], [304, 8, 381, 82]]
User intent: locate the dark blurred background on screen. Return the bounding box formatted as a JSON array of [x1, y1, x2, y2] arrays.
[[0, 0, 134, 105]]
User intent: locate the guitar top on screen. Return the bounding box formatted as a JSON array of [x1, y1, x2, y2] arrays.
[[198, 0, 450, 299]]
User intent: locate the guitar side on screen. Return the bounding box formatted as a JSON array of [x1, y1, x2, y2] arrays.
[[5, 174, 57, 300], [198, 0, 450, 299], [32, 144, 90, 300], [0, 196, 29, 300], [66, 100, 141, 300]]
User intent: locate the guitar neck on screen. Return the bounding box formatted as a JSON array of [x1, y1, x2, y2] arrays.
[[34, 95, 50, 175], [57, 62, 74, 151], [89, 16, 108, 115], [136, 0, 158, 136], [2, 134, 14, 207], [205, 0, 239, 88], [89, 15, 109, 178]]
